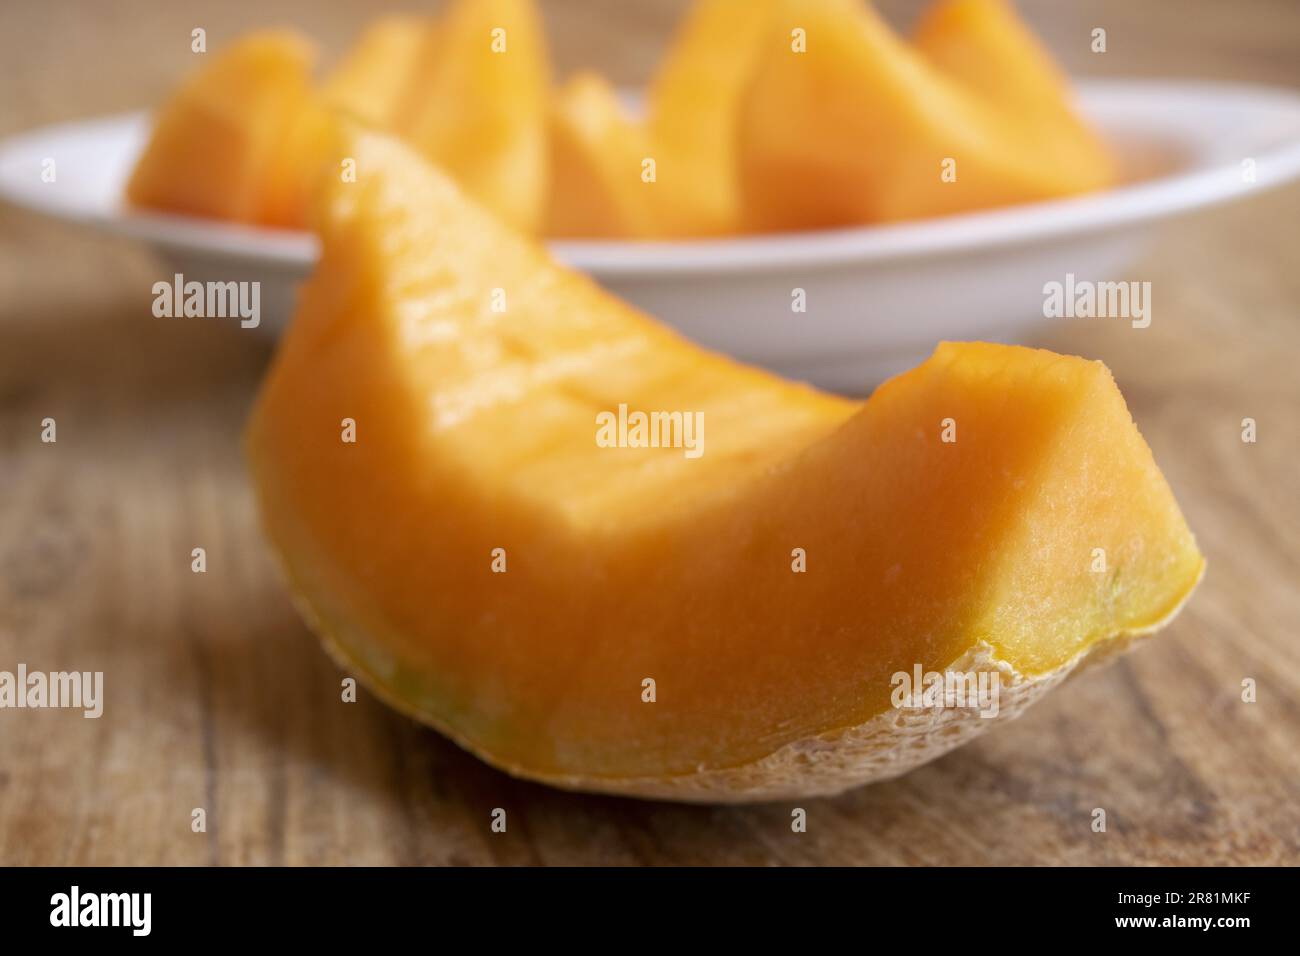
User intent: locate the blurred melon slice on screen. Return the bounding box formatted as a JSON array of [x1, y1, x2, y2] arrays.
[[246, 127, 1203, 801], [646, 0, 774, 236], [257, 96, 335, 230], [322, 15, 431, 129], [126, 30, 318, 227], [913, 0, 1116, 190], [738, 0, 1114, 230], [545, 72, 658, 238], [398, 0, 551, 232]]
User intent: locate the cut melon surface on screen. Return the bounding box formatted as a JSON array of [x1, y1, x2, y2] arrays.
[[321, 14, 432, 130], [645, 0, 774, 236], [544, 72, 658, 239], [126, 30, 318, 226], [738, 0, 1116, 230], [397, 0, 551, 233], [913, 0, 1117, 192], [246, 128, 1203, 802]]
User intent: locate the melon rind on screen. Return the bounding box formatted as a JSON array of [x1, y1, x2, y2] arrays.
[[266, 528, 1201, 803]]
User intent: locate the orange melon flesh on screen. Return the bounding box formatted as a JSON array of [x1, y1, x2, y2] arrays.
[[257, 95, 336, 230], [646, 0, 773, 236], [737, 0, 1115, 230], [914, 0, 1072, 108], [321, 15, 432, 129], [913, 0, 1117, 190], [126, 31, 318, 227], [246, 129, 1203, 801], [396, 0, 550, 233], [544, 72, 658, 239]]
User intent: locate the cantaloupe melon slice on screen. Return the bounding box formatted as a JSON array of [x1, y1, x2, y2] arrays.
[[737, 0, 1114, 230], [646, 0, 774, 236], [257, 95, 337, 230], [246, 128, 1203, 802], [321, 14, 432, 130], [913, 0, 1116, 190], [396, 0, 550, 233], [544, 72, 658, 239], [126, 30, 318, 227]]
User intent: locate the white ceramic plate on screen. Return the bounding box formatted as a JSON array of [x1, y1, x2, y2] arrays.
[[3, 79, 1299, 390]]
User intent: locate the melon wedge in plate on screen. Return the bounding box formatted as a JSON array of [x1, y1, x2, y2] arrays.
[[321, 14, 431, 130], [644, 0, 774, 237], [738, 0, 1117, 230], [545, 71, 659, 239], [126, 30, 321, 228]]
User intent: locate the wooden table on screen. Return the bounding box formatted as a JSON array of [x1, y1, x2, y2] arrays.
[[1, 0, 1297, 865]]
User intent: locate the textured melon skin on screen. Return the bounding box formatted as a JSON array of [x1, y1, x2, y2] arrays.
[[246, 130, 1203, 803], [295, 607, 1199, 803]]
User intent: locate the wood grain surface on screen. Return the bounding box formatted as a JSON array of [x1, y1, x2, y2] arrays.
[[1, 0, 1297, 865]]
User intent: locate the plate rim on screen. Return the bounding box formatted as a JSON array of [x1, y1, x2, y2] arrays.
[[1, 77, 1299, 276]]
